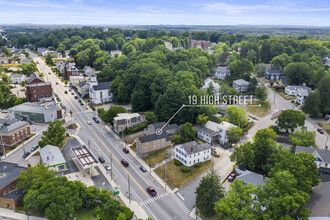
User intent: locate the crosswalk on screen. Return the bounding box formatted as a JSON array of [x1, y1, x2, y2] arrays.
[[140, 193, 190, 213], [170, 194, 190, 213], [140, 192, 169, 206]]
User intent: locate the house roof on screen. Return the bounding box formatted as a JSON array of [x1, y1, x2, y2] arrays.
[[295, 146, 330, 163], [266, 69, 283, 75], [2, 188, 24, 200], [10, 73, 25, 78], [271, 110, 283, 120], [201, 78, 221, 91], [27, 75, 44, 84], [137, 132, 171, 143], [285, 85, 309, 91], [40, 145, 66, 166], [178, 141, 211, 156], [0, 119, 29, 134], [198, 126, 218, 136], [150, 122, 179, 132], [8, 101, 61, 115], [114, 113, 140, 121], [216, 66, 229, 73], [236, 170, 267, 186], [93, 82, 111, 91], [265, 64, 272, 70], [297, 90, 309, 97], [233, 79, 249, 86], [0, 162, 27, 190], [204, 120, 236, 132]]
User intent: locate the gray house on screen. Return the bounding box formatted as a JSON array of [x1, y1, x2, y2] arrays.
[[265, 69, 283, 81], [233, 79, 249, 93]]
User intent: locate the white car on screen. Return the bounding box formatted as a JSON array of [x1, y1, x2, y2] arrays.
[[87, 121, 92, 125]]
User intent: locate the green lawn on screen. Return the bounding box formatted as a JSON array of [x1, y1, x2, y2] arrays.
[[1, 63, 21, 68], [155, 160, 212, 188], [247, 101, 271, 117], [70, 208, 95, 220], [143, 149, 170, 168]]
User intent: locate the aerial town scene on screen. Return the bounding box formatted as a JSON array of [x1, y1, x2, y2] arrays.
[[0, 0, 329, 220]]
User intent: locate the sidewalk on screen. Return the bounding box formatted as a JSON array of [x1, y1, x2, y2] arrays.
[[0, 207, 46, 220]]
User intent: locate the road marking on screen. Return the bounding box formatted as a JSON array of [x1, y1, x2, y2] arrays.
[[177, 192, 184, 200], [170, 194, 190, 213], [95, 133, 150, 197], [140, 193, 169, 206]]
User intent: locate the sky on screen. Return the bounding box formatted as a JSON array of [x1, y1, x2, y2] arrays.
[[0, 0, 330, 26]]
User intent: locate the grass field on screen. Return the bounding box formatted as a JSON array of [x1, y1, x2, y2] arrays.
[[1, 63, 21, 68], [70, 208, 95, 220], [247, 101, 271, 117], [143, 149, 170, 168], [155, 160, 212, 189], [66, 123, 78, 129], [317, 122, 330, 135]]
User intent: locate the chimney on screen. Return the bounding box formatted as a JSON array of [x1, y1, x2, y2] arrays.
[[326, 146, 328, 150], [190, 147, 194, 153]]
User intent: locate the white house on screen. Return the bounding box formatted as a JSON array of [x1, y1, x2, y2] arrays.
[[19, 58, 32, 65], [0, 57, 10, 64], [296, 90, 310, 105], [265, 69, 283, 81], [89, 75, 113, 104], [69, 75, 85, 85], [10, 73, 27, 84], [201, 78, 220, 94], [39, 145, 68, 173], [56, 62, 65, 74], [284, 85, 310, 96], [37, 47, 50, 57], [197, 121, 237, 145], [233, 79, 249, 93], [83, 66, 93, 76], [164, 41, 173, 51], [174, 141, 211, 167], [215, 66, 230, 80], [110, 50, 122, 57]]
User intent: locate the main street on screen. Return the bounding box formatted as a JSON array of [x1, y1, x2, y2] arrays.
[[28, 52, 191, 220]]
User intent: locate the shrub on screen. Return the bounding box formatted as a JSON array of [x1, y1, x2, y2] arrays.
[[194, 163, 202, 168], [172, 135, 181, 145], [66, 133, 69, 137], [181, 166, 191, 173], [10, 145, 16, 150], [120, 206, 133, 220], [174, 159, 182, 166]]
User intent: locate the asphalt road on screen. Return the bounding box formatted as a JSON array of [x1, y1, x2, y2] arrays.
[[29, 51, 191, 220]]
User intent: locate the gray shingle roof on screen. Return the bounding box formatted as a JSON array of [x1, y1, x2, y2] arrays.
[[197, 126, 218, 136], [233, 79, 249, 85], [138, 132, 171, 143], [2, 188, 24, 200], [179, 141, 211, 156], [39, 145, 66, 166], [8, 102, 61, 114], [93, 82, 111, 91], [151, 122, 178, 132], [266, 69, 283, 75], [0, 119, 29, 134], [295, 146, 330, 163], [216, 66, 229, 73], [0, 162, 27, 190], [236, 170, 267, 186]]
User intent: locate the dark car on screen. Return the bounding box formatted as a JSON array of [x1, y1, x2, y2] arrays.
[[23, 151, 30, 158], [48, 72, 51, 75], [64, 91, 68, 94], [56, 82, 59, 85], [317, 128, 324, 134], [62, 105, 66, 110], [98, 156, 105, 163], [147, 186, 157, 196], [228, 173, 238, 182], [93, 117, 100, 124], [123, 148, 129, 154], [80, 102, 84, 106], [74, 96, 78, 99], [71, 92, 74, 95], [28, 121, 34, 125], [121, 159, 129, 167], [0, 151, 3, 156], [30, 145, 38, 152], [139, 166, 147, 172]]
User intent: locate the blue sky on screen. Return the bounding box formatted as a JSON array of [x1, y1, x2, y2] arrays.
[[0, 0, 329, 26]]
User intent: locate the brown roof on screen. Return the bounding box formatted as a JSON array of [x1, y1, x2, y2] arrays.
[[271, 110, 283, 120]]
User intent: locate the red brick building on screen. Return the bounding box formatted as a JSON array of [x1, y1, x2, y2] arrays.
[[64, 62, 79, 80], [25, 75, 53, 102], [0, 119, 31, 148], [0, 162, 27, 210]]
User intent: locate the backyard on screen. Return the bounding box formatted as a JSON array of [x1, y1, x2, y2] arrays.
[[155, 160, 212, 189], [143, 149, 171, 168]]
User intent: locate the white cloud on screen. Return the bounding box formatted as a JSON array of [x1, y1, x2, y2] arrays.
[[203, 2, 269, 13]]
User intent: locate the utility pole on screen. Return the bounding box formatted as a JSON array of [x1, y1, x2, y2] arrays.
[[164, 162, 167, 190], [110, 153, 113, 179], [128, 174, 131, 203]]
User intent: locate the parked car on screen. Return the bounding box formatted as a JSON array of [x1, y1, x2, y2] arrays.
[[56, 82, 58, 85], [28, 121, 34, 125], [121, 159, 129, 167], [74, 96, 78, 99], [62, 105, 66, 110], [69, 88, 72, 91], [48, 72, 51, 75], [123, 148, 129, 154], [71, 92, 74, 95], [30, 145, 38, 152], [0, 151, 3, 156], [105, 164, 111, 171], [64, 91, 68, 94], [23, 151, 30, 158], [87, 121, 92, 125], [317, 128, 324, 134], [80, 102, 84, 106], [146, 186, 157, 196], [139, 166, 147, 172], [228, 173, 238, 182], [98, 156, 105, 163]]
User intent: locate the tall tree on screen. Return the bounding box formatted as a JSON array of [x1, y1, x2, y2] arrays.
[[277, 110, 306, 133], [227, 126, 243, 142], [284, 62, 312, 85], [196, 114, 208, 126], [289, 129, 316, 147], [38, 120, 66, 148], [195, 167, 225, 216], [225, 105, 248, 128], [302, 89, 322, 117], [179, 122, 196, 143]]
